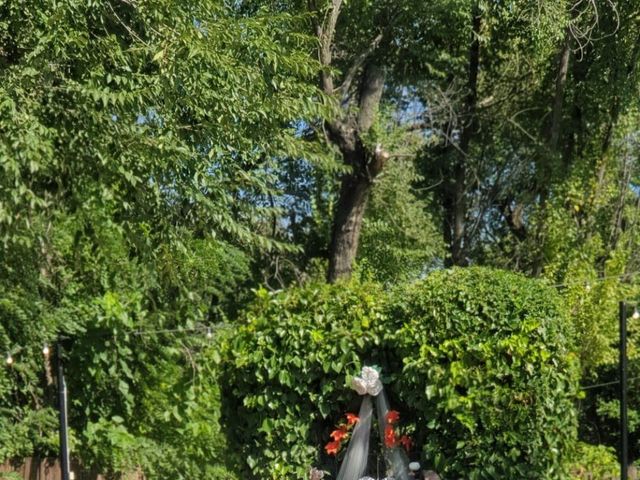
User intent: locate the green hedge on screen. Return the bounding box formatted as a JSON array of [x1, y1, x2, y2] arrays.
[[220, 268, 580, 479], [391, 267, 579, 479], [219, 281, 389, 478]]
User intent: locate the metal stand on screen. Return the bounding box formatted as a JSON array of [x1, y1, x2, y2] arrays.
[[56, 340, 71, 480], [621, 301, 628, 480]]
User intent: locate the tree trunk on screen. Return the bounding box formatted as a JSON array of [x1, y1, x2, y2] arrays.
[[448, 160, 467, 266], [444, 7, 480, 266], [601, 31, 640, 153], [312, 0, 387, 282], [548, 27, 571, 151], [327, 171, 372, 281], [325, 64, 387, 282]]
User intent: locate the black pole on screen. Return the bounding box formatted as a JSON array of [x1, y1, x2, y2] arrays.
[[56, 340, 71, 480], [620, 301, 628, 480]]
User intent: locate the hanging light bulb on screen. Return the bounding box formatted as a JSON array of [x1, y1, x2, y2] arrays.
[[206, 327, 213, 339], [633, 307, 640, 320], [6, 353, 13, 366], [585, 282, 591, 292], [42, 344, 50, 356]]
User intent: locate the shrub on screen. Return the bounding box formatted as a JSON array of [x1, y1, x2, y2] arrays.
[[390, 267, 580, 479], [220, 268, 580, 479], [76, 329, 239, 480], [570, 442, 618, 479], [219, 281, 390, 478]]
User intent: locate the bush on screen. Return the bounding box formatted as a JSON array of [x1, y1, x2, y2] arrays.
[[220, 268, 580, 479], [570, 442, 618, 479], [219, 281, 390, 478], [75, 329, 239, 480], [390, 267, 580, 479]]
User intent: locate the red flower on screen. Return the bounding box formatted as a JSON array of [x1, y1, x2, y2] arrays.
[[385, 410, 400, 425], [325, 440, 341, 456], [384, 425, 397, 448], [330, 427, 348, 442], [399, 435, 412, 452], [346, 413, 359, 426]]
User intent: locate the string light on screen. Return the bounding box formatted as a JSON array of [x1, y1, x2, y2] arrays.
[[3, 324, 228, 368], [3, 270, 639, 368], [10, 324, 228, 342], [3, 300, 640, 394]]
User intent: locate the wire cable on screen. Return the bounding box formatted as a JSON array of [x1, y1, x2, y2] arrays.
[[56, 322, 230, 341], [582, 375, 640, 391], [549, 270, 640, 290]]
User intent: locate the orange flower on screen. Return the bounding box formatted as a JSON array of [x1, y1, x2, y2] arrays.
[[325, 440, 341, 456], [385, 410, 400, 424], [384, 425, 397, 448], [399, 435, 412, 452], [346, 413, 359, 425], [330, 427, 348, 442]]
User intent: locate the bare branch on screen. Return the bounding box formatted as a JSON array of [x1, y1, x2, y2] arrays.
[[107, 2, 148, 46], [569, 0, 619, 60], [508, 116, 539, 143], [317, 0, 343, 94], [477, 95, 496, 109]]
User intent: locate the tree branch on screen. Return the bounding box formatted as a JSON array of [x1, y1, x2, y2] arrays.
[[337, 32, 384, 98], [356, 63, 385, 132], [317, 0, 343, 95]]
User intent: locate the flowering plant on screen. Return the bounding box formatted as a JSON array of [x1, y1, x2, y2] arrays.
[[324, 412, 360, 456], [383, 409, 413, 453]]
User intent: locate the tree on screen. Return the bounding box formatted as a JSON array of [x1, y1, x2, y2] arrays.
[[0, 0, 324, 474], [308, 0, 455, 281], [416, 0, 570, 266], [311, 0, 387, 281]]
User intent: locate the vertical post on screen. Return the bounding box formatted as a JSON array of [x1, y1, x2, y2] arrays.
[[56, 340, 71, 480], [620, 301, 628, 480]]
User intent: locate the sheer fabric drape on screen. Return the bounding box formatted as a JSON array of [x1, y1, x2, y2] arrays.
[[335, 388, 410, 480]]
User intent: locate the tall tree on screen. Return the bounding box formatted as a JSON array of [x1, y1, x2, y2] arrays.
[[417, 0, 572, 266], [309, 0, 454, 281], [312, 0, 389, 281]]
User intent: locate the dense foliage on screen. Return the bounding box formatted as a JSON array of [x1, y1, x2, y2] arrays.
[[220, 269, 579, 479], [570, 442, 619, 480], [0, 0, 324, 476], [219, 281, 389, 478], [391, 268, 580, 479], [2, 0, 640, 477]]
